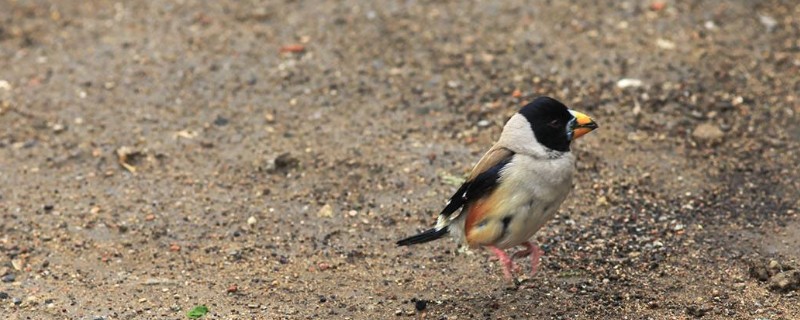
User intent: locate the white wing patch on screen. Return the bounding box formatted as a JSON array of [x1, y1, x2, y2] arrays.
[[434, 215, 447, 230]]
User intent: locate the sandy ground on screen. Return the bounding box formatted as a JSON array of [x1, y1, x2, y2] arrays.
[[1, 0, 799, 319]]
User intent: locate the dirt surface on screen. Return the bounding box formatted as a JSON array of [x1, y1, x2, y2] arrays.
[[1, 1, 799, 319]]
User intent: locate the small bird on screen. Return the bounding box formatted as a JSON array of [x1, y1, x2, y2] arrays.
[[397, 96, 598, 281]]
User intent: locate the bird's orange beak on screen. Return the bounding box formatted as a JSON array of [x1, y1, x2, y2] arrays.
[[569, 110, 598, 140]]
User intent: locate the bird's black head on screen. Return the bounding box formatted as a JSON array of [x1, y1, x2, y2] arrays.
[[518, 97, 575, 152]]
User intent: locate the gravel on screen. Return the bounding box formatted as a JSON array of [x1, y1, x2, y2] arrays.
[[0, 1, 797, 318]]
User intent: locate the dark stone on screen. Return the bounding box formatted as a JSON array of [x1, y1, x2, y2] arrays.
[[414, 299, 427, 312], [686, 305, 709, 317], [1, 274, 15, 283], [273, 153, 299, 171], [749, 264, 770, 282], [213, 115, 229, 126]]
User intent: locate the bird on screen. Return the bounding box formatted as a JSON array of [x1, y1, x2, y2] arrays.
[[396, 96, 598, 281]]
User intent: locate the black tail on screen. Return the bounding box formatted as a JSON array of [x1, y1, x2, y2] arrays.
[[396, 227, 449, 246]]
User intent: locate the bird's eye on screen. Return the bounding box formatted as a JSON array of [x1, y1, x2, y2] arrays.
[[547, 120, 560, 128]]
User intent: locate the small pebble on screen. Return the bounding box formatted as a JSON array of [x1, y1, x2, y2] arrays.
[[649, 1, 666, 11], [769, 270, 800, 292], [653, 241, 663, 247], [750, 264, 771, 282], [0, 292, 8, 299], [1, 274, 15, 283], [686, 305, 709, 317], [616, 78, 643, 89], [213, 115, 229, 126], [317, 204, 333, 218], [692, 123, 724, 141], [247, 216, 257, 226], [655, 39, 676, 50], [415, 299, 428, 312], [768, 260, 779, 270], [11, 259, 23, 271], [758, 15, 777, 32], [52, 123, 66, 133]]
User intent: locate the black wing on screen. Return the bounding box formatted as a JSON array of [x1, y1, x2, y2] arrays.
[[439, 154, 513, 222], [395, 149, 514, 247]]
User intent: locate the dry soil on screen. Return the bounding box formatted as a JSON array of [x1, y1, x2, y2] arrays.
[[1, 1, 799, 319]]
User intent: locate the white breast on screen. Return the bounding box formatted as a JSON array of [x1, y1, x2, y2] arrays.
[[493, 153, 575, 248]]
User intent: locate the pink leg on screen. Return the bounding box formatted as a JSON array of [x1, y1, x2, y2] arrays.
[[520, 241, 544, 276], [488, 246, 515, 281]]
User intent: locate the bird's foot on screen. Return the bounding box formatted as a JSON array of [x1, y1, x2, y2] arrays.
[[488, 246, 517, 281], [519, 241, 544, 276]]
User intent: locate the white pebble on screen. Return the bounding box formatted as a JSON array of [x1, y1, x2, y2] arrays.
[[759, 15, 777, 31], [655, 38, 676, 50], [616, 78, 643, 89]]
